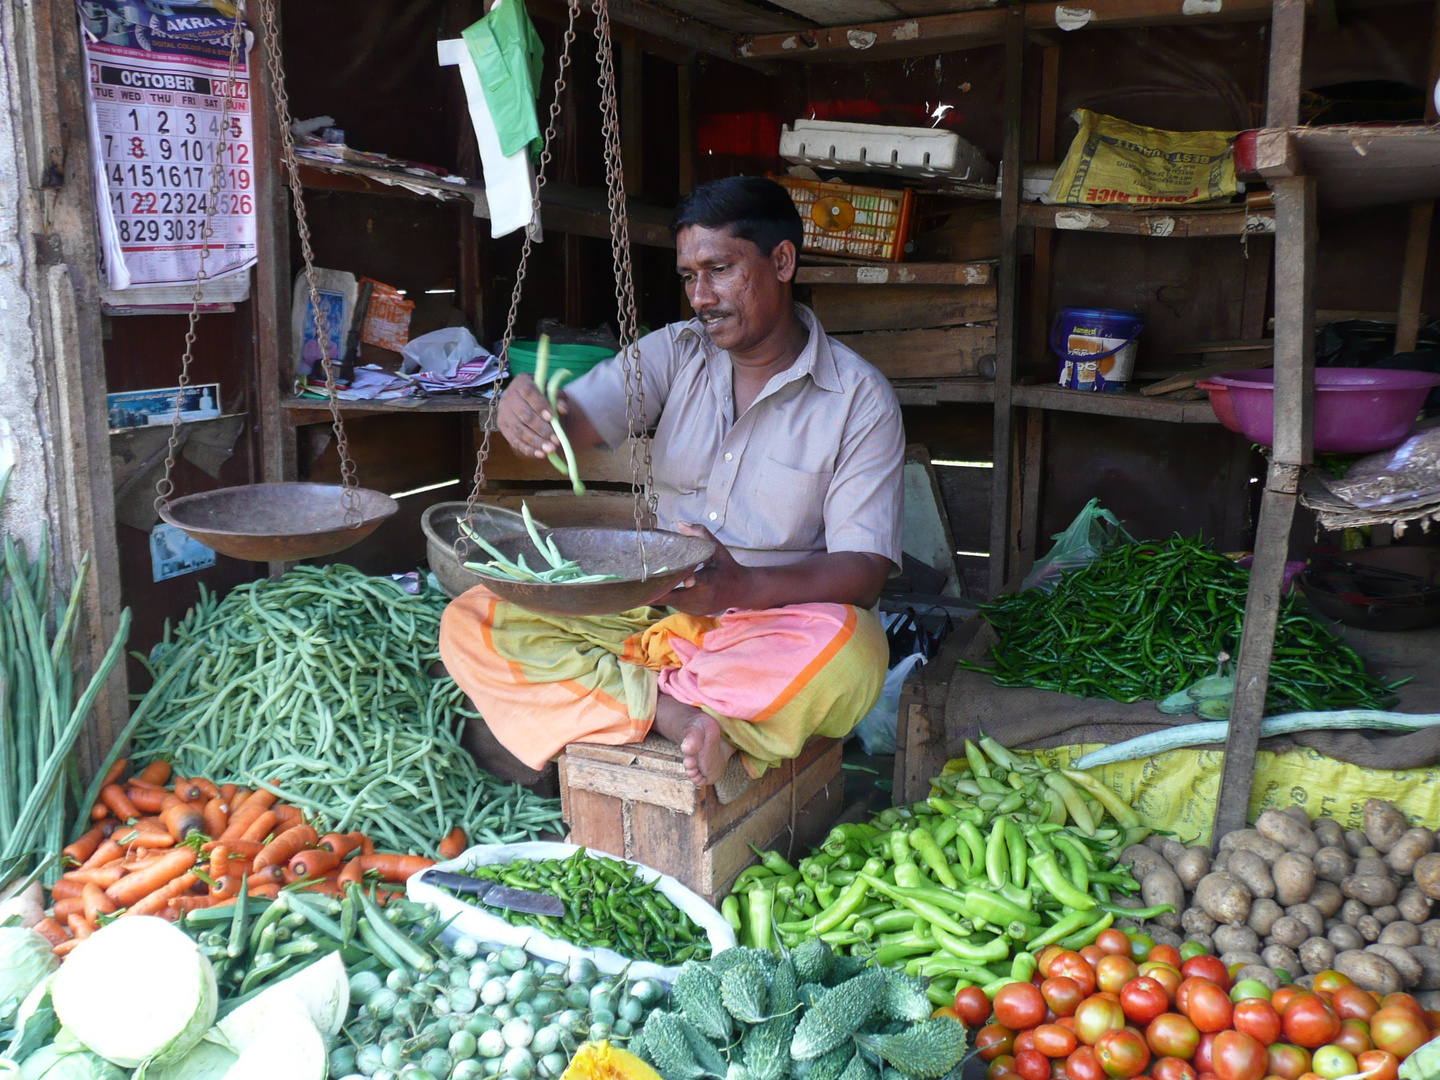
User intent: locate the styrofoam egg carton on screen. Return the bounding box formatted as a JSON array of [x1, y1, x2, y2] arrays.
[[780, 119, 995, 183]]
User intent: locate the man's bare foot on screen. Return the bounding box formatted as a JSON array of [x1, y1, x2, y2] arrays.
[[679, 713, 735, 787]]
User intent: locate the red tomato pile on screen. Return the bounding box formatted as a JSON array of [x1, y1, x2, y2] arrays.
[[951, 926, 1440, 1080]]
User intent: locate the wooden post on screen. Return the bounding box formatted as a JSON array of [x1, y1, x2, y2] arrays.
[[1394, 0, 1440, 352], [1264, 0, 1306, 128], [1212, 176, 1315, 845], [987, 7, 1026, 596], [677, 63, 695, 196]]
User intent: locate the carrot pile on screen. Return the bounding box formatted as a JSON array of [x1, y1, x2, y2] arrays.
[[38, 759, 444, 956]]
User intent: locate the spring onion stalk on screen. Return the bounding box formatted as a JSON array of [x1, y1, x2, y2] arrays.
[[1073, 710, 1440, 769]]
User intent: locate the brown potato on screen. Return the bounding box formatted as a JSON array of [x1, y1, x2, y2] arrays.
[[1397, 887, 1433, 926], [1229, 832, 1288, 865], [1268, 916, 1309, 949], [1421, 920, 1440, 948], [1312, 846, 1354, 885], [1286, 903, 1325, 939], [1282, 804, 1312, 824], [1386, 828, 1436, 876], [1196, 872, 1252, 926], [1110, 894, 1146, 911], [1313, 817, 1344, 850], [1357, 914, 1383, 943], [1172, 848, 1212, 892], [1147, 926, 1183, 950], [1257, 809, 1320, 856], [1355, 855, 1388, 880], [1328, 924, 1365, 951], [1299, 937, 1337, 975], [1367, 943, 1423, 988], [1185, 931, 1215, 954], [1363, 799, 1408, 854], [1343, 874, 1399, 908], [1143, 833, 1174, 856], [1412, 852, 1440, 901], [1378, 921, 1421, 948], [1228, 849, 1277, 901], [1273, 853, 1316, 907], [1409, 945, 1440, 991], [1309, 880, 1344, 919], [1344, 829, 1369, 857], [1334, 948, 1403, 995], [1218, 828, 1256, 853], [1220, 950, 1265, 971], [1342, 898, 1369, 927], [1212, 851, 1230, 875], [1247, 898, 1284, 937], [1142, 867, 1186, 931], [1120, 844, 1172, 883], [1233, 964, 1281, 991], [1183, 907, 1218, 936], [1372, 905, 1400, 927], [1160, 839, 1188, 867], [1214, 924, 1261, 957], [1262, 944, 1301, 976]]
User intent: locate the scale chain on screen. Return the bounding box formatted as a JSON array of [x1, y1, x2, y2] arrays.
[[154, 2, 246, 517]]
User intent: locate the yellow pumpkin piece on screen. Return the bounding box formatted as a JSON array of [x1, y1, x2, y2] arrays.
[[561, 1041, 664, 1080]]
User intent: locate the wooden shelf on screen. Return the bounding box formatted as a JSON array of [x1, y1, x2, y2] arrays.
[[892, 378, 996, 406], [296, 161, 675, 249], [1244, 125, 1440, 210], [796, 262, 995, 286], [280, 396, 494, 424], [1021, 201, 1274, 237], [1010, 384, 1219, 423]]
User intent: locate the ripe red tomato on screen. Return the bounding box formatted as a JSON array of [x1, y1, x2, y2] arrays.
[[1193, 1033, 1217, 1075], [1150, 1058, 1199, 1080], [1149, 945, 1183, 970], [1181, 955, 1232, 992], [1141, 964, 1183, 1004], [1331, 1018, 1372, 1056], [1075, 996, 1128, 1047], [1379, 993, 1426, 1020], [1053, 951, 1100, 998], [1146, 1013, 1200, 1060], [1066, 1046, 1106, 1080], [1232, 999, 1281, 1046], [1015, 1049, 1052, 1080], [1121, 978, 1171, 1026], [996, 983, 1049, 1031], [956, 986, 995, 1027], [1015, 1030, 1037, 1057], [1035, 1024, 1081, 1059], [1097, 928, 1134, 956], [1045, 977, 1086, 1019], [1211, 1030, 1267, 1080], [1185, 981, 1235, 1034], [1271, 988, 1302, 1015], [1331, 986, 1378, 1023], [1265, 1043, 1312, 1080], [1281, 995, 1340, 1049], [978, 1023, 1017, 1062], [1079, 944, 1105, 967], [932, 1006, 963, 1022], [1368, 1005, 1430, 1059], [1354, 1050, 1400, 1080], [1094, 1029, 1152, 1079], [1098, 955, 1141, 996], [1176, 977, 1209, 1016], [989, 1054, 1020, 1080], [1039, 946, 1067, 977], [1311, 971, 1352, 994]]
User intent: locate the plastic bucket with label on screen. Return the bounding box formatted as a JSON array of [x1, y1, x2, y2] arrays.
[[1051, 307, 1145, 392]]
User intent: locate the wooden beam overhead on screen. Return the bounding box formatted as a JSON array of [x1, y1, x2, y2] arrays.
[[605, 0, 781, 71], [661, 0, 813, 33]]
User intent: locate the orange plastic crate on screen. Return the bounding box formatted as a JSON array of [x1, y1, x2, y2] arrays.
[[774, 175, 915, 263]]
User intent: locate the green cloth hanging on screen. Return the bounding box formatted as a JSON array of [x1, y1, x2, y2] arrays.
[[462, 0, 544, 158]]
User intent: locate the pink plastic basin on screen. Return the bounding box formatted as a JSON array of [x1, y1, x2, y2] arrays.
[[1208, 367, 1440, 453], [1196, 379, 1241, 434]]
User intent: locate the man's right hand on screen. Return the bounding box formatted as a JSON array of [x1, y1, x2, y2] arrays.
[[496, 374, 568, 460]]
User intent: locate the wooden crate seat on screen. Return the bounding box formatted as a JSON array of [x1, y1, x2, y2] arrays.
[[558, 735, 844, 903]]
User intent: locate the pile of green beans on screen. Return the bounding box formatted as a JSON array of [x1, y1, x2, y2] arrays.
[[127, 564, 564, 853], [443, 849, 711, 966], [962, 534, 1396, 712], [725, 738, 1167, 1004]]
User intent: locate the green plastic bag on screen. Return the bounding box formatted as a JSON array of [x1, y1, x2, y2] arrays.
[[462, 0, 544, 158], [1021, 497, 1134, 593]]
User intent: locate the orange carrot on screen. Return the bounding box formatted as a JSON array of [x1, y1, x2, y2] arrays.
[[202, 837, 263, 858], [338, 855, 434, 885], [100, 784, 140, 823], [50, 879, 86, 901], [61, 865, 126, 889], [218, 790, 276, 841], [52, 897, 85, 920], [102, 757, 129, 787], [317, 832, 358, 856], [52, 938, 82, 956], [80, 838, 124, 870], [209, 875, 242, 901], [106, 848, 197, 907], [438, 827, 468, 861], [295, 874, 342, 896], [253, 824, 318, 871], [191, 777, 219, 800], [288, 847, 341, 880], [239, 810, 279, 845], [255, 864, 286, 886], [66, 913, 96, 939], [227, 788, 251, 814], [89, 801, 109, 821], [125, 786, 168, 814], [228, 859, 254, 879], [135, 761, 172, 786], [81, 883, 116, 923], [202, 796, 228, 839], [127, 872, 199, 917], [172, 776, 204, 803], [247, 882, 280, 899], [120, 825, 175, 849], [170, 895, 213, 914], [62, 825, 107, 866], [159, 796, 205, 841], [209, 844, 230, 881], [272, 804, 303, 827], [219, 783, 238, 804], [33, 917, 69, 947]]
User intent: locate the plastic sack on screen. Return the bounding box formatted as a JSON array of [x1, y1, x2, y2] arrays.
[[1048, 109, 1238, 207], [406, 841, 736, 985], [850, 653, 926, 756], [1021, 497, 1134, 593], [1322, 428, 1440, 509], [401, 327, 483, 376]]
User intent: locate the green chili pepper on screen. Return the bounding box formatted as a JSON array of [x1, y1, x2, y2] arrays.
[[1005, 819, 1027, 890], [1029, 851, 1096, 911], [746, 887, 775, 952], [931, 924, 1011, 964], [1058, 910, 1114, 950], [958, 821, 988, 876], [985, 818, 1009, 890], [1028, 908, 1104, 950], [908, 827, 958, 889]]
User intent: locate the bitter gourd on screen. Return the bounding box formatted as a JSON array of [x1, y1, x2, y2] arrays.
[[790, 969, 884, 1060], [878, 970, 931, 1023], [792, 938, 833, 985], [642, 1010, 708, 1080], [856, 1018, 968, 1080], [721, 962, 770, 1025], [675, 961, 733, 1042]]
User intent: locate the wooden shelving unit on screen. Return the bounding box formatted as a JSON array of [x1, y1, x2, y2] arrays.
[[1010, 385, 1219, 423], [1020, 202, 1274, 238], [280, 396, 493, 424]]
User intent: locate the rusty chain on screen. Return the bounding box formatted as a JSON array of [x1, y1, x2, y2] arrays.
[[155, 3, 246, 517], [255, 0, 361, 525], [458, 0, 582, 556]]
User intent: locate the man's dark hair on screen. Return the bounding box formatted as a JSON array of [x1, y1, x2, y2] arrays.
[[671, 176, 804, 257]]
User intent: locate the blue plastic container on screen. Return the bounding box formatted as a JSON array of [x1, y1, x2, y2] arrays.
[[1050, 307, 1145, 392]]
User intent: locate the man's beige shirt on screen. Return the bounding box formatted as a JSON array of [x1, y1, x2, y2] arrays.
[[565, 304, 904, 569]]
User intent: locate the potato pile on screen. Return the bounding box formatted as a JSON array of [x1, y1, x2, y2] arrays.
[[1118, 799, 1440, 1001]]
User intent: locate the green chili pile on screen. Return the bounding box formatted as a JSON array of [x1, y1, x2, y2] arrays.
[[961, 535, 1396, 712], [442, 849, 711, 966], [127, 564, 564, 853]]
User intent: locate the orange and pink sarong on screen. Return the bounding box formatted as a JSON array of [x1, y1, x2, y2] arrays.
[[438, 586, 888, 778]]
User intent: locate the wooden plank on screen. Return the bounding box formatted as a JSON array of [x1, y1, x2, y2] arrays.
[[795, 262, 994, 286], [1139, 350, 1273, 396], [664, 0, 812, 33], [1396, 202, 1434, 352], [1265, 0, 1307, 127], [1027, 0, 1283, 31], [988, 8, 1024, 595], [603, 0, 782, 72], [1011, 385, 1220, 422], [833, 326, 996, 379], [809, 284, 997, 331], [563, 786, 629, 858], [478, 434, 649, 484], [560, 758, 700, 814], [1252, 129, 1298, 178], [1270, 177, 1317, 466], [763, 0, 906, 23], [1021, 203, 1274, 238], [1240, 234, 1274, 340], [705, 771, 844, 899], [890, 379, 997, 405], [621, 40, 644, 196], [1026, 46, 1061, 372], [703, 737, 835, 838], [1017, 409, 1045, 577]]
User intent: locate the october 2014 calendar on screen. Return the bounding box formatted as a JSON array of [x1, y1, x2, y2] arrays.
[[83, 11, 257, 290]]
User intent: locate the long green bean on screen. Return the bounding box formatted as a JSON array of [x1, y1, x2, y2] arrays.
[[126, 564, 564, 853]]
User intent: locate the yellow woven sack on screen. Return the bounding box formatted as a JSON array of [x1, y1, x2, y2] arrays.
[[1047, 109, 1238, 207], [562, 1042, 664, 1080]]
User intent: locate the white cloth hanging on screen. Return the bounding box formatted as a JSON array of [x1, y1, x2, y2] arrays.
[[437, 38, 542, 241]]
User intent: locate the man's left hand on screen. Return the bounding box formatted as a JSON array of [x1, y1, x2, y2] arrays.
[[654, 523, 751, 615]]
